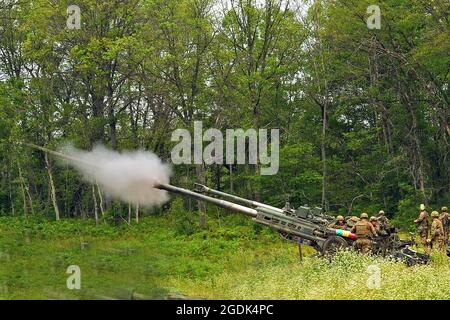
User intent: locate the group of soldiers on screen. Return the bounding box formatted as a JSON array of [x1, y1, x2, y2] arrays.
[[329, 205, 449, 254], [414, 204, 448, 253]]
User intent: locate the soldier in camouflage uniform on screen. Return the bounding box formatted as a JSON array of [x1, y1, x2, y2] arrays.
[[370, 216, 380, 233], [376, 210, 389, 231], [345, 216, 360, 229], [430, 211, 445, 251], [329, 215, 347, 229], [370, 216, 390, 256], [414, 204, 429, 253], [439, 206, 448, 244], [350, 213, 377, 254]]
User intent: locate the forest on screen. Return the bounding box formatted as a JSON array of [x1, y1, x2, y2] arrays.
[[0, 0, 450, 229], [0, 0, 449, 301], [0, 0, 449, 226], [0, 0, 450, 225]]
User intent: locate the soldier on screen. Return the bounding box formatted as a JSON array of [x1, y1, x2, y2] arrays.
[[439, 206, 448, 244], [346, 216, 360, 229], [414, 204, 429, 253], [350, 213, 377, 254], [376, 210, 389, 231], [430, 211, 445, 251], [370, 216, 389, 255], [370, 216, 380, 233], [329, 215, 346, 229]]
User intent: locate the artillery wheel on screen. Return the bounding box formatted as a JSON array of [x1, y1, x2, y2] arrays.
[[322, 236, 348, 256]]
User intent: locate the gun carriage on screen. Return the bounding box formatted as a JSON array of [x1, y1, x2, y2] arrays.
[[156, 183, 429, 266]]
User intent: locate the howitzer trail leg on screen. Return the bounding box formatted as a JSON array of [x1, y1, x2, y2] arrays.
[[298, 243, 303, 263]]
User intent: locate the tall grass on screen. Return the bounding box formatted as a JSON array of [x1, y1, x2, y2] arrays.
[[0, 213, 448, 300], [169, 250, 449, 300]]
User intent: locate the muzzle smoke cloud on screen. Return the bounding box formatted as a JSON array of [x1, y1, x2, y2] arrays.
[[60, 144, 172, 207]]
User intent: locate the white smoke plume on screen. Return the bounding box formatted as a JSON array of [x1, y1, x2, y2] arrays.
[[59, 144, 172, 207]]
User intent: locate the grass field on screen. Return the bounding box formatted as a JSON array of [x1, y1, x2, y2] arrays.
[[0, 208, 448, 300]]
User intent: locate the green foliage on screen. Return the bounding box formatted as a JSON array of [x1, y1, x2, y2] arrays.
[[168, 198, 199, 236], [0, 1, 448, 300], [394, 194, 422, 230], [0, 212, 291, 299]]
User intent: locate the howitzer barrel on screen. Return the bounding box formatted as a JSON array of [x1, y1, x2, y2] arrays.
[[156, 183, 257, 217], [194, 183, 284, 214], [24, 143, 99, 168]]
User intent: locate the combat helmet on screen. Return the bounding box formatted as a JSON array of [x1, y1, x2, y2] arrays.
[[337, 215, 344, 221], [370, 216, 378, 222], [442, 207, 448, 212], [431, 211, 439, 218], [360, 212, 368, 219], [420, 204, 425, 211]]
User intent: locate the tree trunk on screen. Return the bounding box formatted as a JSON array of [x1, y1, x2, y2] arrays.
[[402, 88, 427, 203], [312, 6, 330, 212], [90, 93, 105, 145], [321, 103, 328, 211], [25, 180, 35, 215], [196, 163, 206, 227], [229, 165, 234, 194], [8, 170, 15, 216], [135, 204, 139, 223], [92, 185, 99, 225], [45, 153, 60, 220], [96, 183, 105, 218], [215, 164, 221, 191], [17, 162, 29, 216], [109, 112, 118, 150]]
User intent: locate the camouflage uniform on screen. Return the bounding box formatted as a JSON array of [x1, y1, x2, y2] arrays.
[[346, 216, 360, 229], [376, 210, 389, 231], [414, 210, 429, 250], [430, 212, 445, 251], [439, 207, 448, 244], [329, 221, 346, 229], [370, 217, 380, 234], [329, 216, 346, 229], [350, 214, 377, 254]]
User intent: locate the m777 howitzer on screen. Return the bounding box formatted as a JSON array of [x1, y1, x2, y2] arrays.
[[156, 183, 429, 266]]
